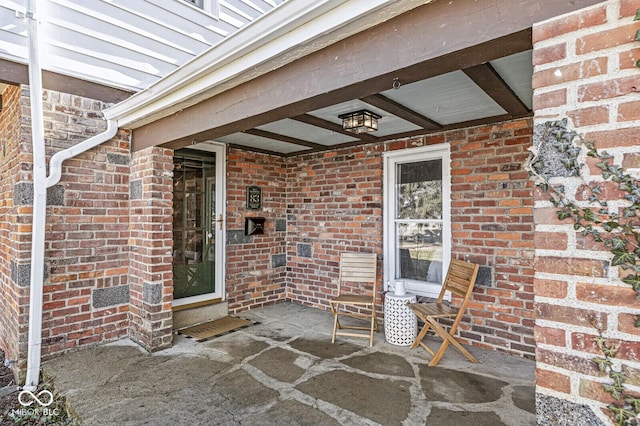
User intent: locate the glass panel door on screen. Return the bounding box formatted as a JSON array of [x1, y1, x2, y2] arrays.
[[384, 145, 450, 298], [172, 145, 225, 304]]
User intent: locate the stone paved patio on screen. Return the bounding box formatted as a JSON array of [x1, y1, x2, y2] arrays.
[[43, 303, 536, 425]]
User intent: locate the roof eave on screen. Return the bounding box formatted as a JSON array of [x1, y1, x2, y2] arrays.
[[104, 0, 429, 129]]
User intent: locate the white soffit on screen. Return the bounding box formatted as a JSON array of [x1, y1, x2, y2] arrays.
[[257, 119, 358, 145], [104, 0, 432, 128], [217, 132, 310, 154], [490, 50, 533, 110], [381, 71, 507, 126]]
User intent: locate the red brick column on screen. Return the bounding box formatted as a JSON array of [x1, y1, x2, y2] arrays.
[[532, 1, 640, 423], [0, 85, 31, 376], [129, 147, 174, 351]]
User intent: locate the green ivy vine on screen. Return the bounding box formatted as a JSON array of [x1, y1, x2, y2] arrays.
[[530, 119, 640, 307], [529, 118, 640, 425]]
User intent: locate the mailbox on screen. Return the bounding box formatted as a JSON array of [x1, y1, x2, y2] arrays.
[[245, 217, 265, 235]]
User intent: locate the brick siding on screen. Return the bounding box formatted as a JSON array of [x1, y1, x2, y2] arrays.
[[0, 85, 31, 374], [532, 0, 640, 422], [266, 120, 534, 356], [0, 86, 132, 369], [128, 147, 174, 351], [226, 148, 288, 312]]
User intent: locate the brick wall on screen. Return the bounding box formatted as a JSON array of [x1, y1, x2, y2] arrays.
[[531, 0, 640, 423], [226, 148, 288, 312], [41, 90, 132, 358], [129, 147, 173, 351], [286, 145, 385, 311], [0, 86, 132, 370], [284, 120, 535, 356], [0, 84, 31, 373]]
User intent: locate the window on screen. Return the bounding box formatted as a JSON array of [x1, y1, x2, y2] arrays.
[[181, 0, 219, 17], [383, 145, 451, 298]]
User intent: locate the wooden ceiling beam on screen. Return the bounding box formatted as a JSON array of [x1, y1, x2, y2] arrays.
[[227, 143, 291, 157], [360, 93, 442, 130], [462, 63, 529, 116], [291, 114, 378, 142], [244, 128, 325, 149], [0, 58, 132, 103]]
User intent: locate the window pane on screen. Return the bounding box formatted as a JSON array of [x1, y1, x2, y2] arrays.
[[396, 160, 442, 220], [395, 222, 443, 284]]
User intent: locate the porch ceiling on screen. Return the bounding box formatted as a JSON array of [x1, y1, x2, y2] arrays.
[[123, 0, 604, 156], [215, 48, 534, 156]]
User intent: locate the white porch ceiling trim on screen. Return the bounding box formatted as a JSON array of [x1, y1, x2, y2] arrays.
[[104, 0, 431, 129]]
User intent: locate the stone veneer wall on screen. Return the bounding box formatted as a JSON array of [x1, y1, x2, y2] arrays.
[[531, 0, 640, 423]]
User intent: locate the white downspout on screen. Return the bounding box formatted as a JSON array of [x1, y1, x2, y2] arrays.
[[24, 0, 47, 391], [45, 120, 118, 188], [23, 0, 119, 390]]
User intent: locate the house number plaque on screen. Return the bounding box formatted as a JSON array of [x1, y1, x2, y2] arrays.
[[246, 186, 262, 209]]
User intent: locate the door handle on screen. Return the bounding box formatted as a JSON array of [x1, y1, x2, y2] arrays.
[[214, 214, 224, 231]]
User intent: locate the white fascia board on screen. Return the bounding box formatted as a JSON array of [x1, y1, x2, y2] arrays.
[[103, 0, 402, 128]]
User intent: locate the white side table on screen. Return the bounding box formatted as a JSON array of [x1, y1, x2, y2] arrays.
[[384, 292, 417, 346]]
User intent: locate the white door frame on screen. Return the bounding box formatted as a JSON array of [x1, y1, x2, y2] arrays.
[[383, 144, 451, 298], [172, 141, 226, 307]]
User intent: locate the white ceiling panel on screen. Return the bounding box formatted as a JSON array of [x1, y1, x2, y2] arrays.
[[216, 132, 310, 154], [490, 50, 533, 110], [257, 118, 358, 145], [381, 71, 507, 125]]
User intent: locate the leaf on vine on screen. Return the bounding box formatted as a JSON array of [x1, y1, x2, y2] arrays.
[[611, 237, 627, 250], [604, 383, 623, 400], [627, 396, 640, 412], [603, 221, 619, 232], [622, 274, 640, 291], [593, 356, 612, 372], [584, 208, 599, 222], [612, 248, 636, 266]]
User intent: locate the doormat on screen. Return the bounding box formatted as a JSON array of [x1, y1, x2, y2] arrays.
[[178, 316, 255, 342]]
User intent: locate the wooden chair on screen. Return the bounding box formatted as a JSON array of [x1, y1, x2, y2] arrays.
[[406, 259, 479, 367], [330, 252, 379, 347]]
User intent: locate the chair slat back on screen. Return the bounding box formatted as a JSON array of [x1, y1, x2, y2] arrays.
[[437, 259, 479, 303], [338, 252, 378, 295]]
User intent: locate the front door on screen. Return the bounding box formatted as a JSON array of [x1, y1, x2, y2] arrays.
[[172, 143, 225, 307]]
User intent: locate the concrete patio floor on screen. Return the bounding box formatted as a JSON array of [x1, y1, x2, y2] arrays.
[[43, 303, 536, 425]]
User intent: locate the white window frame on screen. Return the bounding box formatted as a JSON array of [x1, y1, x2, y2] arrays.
[[181, 0, 220, 18], [383, 144, 451, 299]]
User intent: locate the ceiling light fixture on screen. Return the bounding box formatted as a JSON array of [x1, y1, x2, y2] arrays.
[[338, 110, 381, 134]]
